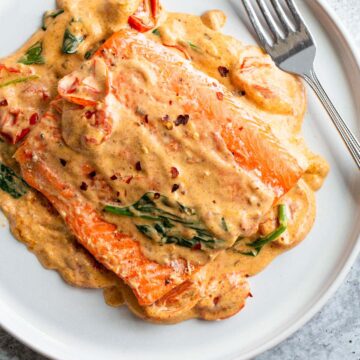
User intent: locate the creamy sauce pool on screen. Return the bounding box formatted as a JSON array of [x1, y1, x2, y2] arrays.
[[0, 0, 329, 323]]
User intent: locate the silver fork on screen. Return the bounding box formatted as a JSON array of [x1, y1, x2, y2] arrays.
[[241, 0, 360, 169]]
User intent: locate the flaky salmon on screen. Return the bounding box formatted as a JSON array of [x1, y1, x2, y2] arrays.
[[16, 30, 305, 307]]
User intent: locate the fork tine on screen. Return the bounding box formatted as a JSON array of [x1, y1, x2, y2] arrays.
[[256, 0, 282, 40], [284, 0, 303, 29], [270, 0, 294, 35], [241, 0, 271, 50]]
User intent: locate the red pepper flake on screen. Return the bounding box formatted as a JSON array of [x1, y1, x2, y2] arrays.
[[125, 176, 133, 184], [60, 158, 67, 167], [240, 90, 246, 96], [169, 100, 173, 105], [0, 132, 12, 143], [29, 113, 39, 126], [218, 66, 229, 77], [15, 128, 30, 144], [154, 193, 161, 199], [85, 110, 96, 119], [171, 184, 180, 193], [213, 296, 221, 305], [192, 242, 202, 250], [135, 161, 142, 171], [110, 175, 118, 180], [216, 92, 224, 101], [80, 182, 88, 191], [88, 171, 97, 178], [165, 278, 171, 285], [175, 114, 190, 126], [42, 91, 50, 101], [0, 99, 8, 107], [144, 114, 149, 124], [249, 292, 253, 298], [170, 167, 179, 179]]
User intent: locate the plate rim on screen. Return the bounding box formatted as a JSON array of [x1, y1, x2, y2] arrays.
[[234, 0, 360, 358], [0, 1, 359, 360]]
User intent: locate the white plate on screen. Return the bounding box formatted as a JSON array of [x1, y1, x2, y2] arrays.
[[0, 1, 359, 359]]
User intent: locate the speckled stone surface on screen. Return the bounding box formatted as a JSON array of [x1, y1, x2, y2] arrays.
[[0, 1, 359, 360]]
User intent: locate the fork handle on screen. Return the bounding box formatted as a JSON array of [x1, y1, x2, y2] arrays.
[[303, 68, 360, 169]]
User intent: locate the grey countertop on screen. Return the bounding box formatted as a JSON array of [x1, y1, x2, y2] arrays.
[[0, 1, 359, 359]]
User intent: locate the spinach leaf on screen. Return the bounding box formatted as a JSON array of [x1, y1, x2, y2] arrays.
[[104, 192, 223, 249], [0, 163, 28, 199], [18, 42, 45, 65], [62, 27, 84, 54], [42, 9, 65, 31], [238, 204, 288, 257]]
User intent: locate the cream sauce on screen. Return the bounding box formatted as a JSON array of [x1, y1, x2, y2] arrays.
[[0, 1, 329, 323]]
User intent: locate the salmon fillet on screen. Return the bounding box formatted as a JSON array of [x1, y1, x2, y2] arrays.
[[16, 30, 304, 306]]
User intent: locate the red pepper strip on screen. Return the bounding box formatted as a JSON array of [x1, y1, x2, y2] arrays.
[[150, 0, 158, 18], [128, 15, 154, 33], [0, 64, 20, 74], [61, 95, 97, 107]]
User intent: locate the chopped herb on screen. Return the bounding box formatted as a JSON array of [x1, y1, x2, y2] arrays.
[[88, 171, 97, 178], [171, 184, 180, 193], [104, 192, 223, 249], [152, 28, 161, 36], [62, 25, 84, 54], [135, 161, 142, 171], [218, 66, 230, 77], [175, 114, 190, 126], [221, 217, 229, 232], [42, 9, 64, 30], [84, 47, 98, 60], [238, 204, 288, 257], [18, 42, 45, 65], [84, 51, 92, 60], [188, 41, 202, 53], [80, 182, 88, 191], [0, 75, 39, 89], [0, 163, 28, 199]]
